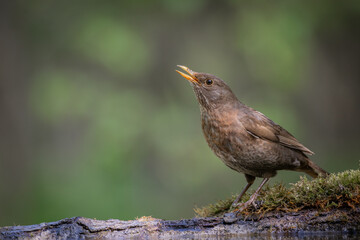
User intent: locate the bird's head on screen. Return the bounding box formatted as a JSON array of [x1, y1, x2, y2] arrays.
[[176, 65, 238, 110]]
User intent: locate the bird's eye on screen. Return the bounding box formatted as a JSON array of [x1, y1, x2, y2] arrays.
[[205, 79, 213, 85]]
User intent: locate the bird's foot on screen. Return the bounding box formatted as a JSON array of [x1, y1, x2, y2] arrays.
[[235, 201, 253, 212], [232, 194, 260, 212], [230, 201, 251, 212]]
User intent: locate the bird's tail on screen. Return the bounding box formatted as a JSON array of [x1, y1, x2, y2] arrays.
[[300, 159, 329, 178]]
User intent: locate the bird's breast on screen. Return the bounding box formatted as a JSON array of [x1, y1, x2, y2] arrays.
[[201, 110, 247, 155]]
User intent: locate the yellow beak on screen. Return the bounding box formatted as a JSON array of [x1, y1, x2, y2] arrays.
[[176, 65, 200, 84]]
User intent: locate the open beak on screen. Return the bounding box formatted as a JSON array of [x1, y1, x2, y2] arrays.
[[176, 65, 200, 84]]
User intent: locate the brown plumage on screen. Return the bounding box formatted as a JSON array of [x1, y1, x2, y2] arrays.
[[176, 65, 328, 210]]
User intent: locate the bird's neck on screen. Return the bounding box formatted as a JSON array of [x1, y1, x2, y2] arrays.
[[199, 99, 244, 119]]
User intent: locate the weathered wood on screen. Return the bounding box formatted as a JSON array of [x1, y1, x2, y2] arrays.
[[1, 208, 359, 239]]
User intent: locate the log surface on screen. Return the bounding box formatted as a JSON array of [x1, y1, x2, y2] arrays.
[[1, 208, 360, 239]]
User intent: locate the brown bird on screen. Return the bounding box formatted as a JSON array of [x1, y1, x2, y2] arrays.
[[176, 65, 328, 210]]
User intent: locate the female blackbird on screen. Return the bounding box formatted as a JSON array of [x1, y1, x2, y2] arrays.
[[176, 65, 328, 210]]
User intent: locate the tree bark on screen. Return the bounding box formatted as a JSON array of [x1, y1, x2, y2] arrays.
[[1, 208, 359, 239]]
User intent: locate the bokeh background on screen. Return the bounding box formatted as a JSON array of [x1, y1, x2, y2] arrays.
[[1, 0, 359, 226]]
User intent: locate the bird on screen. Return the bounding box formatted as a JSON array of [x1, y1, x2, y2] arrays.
[[176, 65, 328, 211]]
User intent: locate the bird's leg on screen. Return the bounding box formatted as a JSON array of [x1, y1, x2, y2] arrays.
[[231, 182, 252, 208], [231, 174, 255, 208], [235, 178, 270, 211]]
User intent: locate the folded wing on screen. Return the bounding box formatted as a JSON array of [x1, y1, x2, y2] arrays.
[[240, 109, 314, 155]]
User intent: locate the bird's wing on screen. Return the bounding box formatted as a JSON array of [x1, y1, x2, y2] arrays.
[[240, 109, 314, 155]]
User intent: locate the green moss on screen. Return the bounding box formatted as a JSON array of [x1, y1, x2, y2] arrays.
[[194, 169, 360, 218]]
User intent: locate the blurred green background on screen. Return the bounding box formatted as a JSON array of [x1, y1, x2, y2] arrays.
[[1, 1, 359, 226]]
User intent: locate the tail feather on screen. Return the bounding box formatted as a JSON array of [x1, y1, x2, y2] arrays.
[[300, 159, 329, 178]]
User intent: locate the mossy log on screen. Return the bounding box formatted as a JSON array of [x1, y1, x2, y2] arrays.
[[2, 170, 359, 239], [1, 208, 360, 239]]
